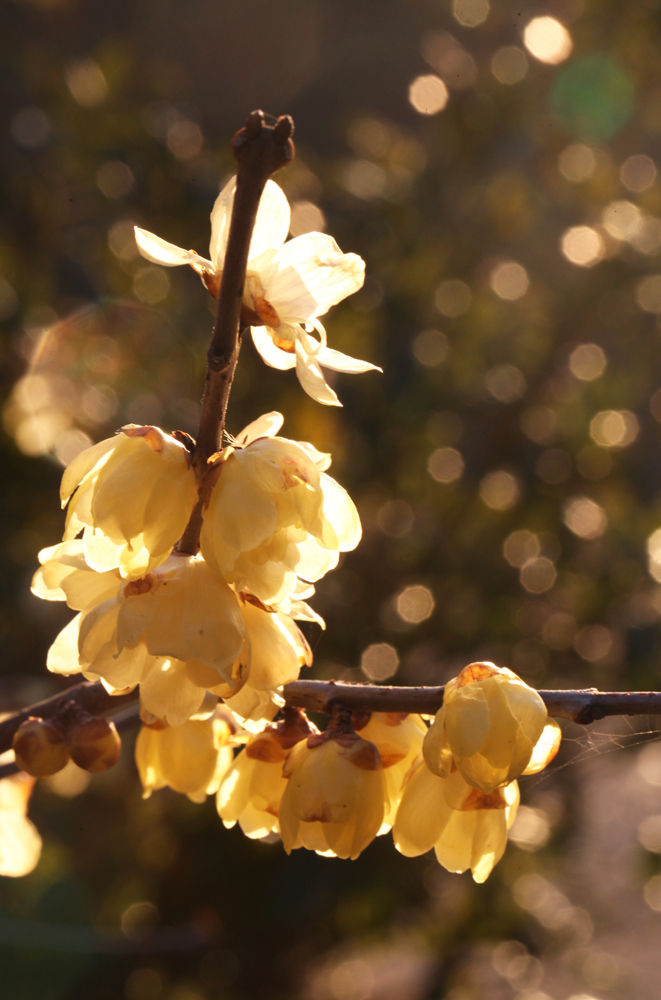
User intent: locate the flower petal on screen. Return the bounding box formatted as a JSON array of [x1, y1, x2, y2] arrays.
[[295, 343, 342, 407], [209, 177, 290, 271], [316, 346, 382, 374], [235, 410, 285, 447], [134, 228, 213, 269], [251, 326, 297, 371], [274, 232, 365, 319]]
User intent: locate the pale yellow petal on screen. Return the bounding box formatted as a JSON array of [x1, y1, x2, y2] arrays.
[[134, 227, 213, 269], [522, 720, 562, 775]]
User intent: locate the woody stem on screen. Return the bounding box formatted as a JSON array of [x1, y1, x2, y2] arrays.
[[177, 110, 295, 556]]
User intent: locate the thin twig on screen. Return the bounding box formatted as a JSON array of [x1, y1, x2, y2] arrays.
[[3, 679, 661, 765], [178, 110, 294, 555]]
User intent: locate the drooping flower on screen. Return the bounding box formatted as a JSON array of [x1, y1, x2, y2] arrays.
[[246, 232, 378, 406], [60, 425, 198, 580], [136, 708, 237, 803], [423, 662, 559, 793], [200, 412, 360, 606], [0, 752, 42, 877], [134, 176, 290, 298], [279, 722, 386, 860], [217, 708, 317, 838], [353, 712, 427, 831], [393, 759, 520, 883]]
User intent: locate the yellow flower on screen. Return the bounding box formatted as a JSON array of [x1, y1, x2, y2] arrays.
[[217, 708, 317, 839], [0, 753, 42, 877], [423, 662, 560, 793], [43, 553, 245, 726], [353, 712, 427, 832], [61, 425, 198, 580], [200, 412, 360, 605], [393, 759, 520, 883], [279, 726, 386, 860], [136, 709, 236, 803]]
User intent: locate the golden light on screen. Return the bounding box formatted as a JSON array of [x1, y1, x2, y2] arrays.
[[560, 226, 604, 267], [427, 446, 464, 483], [108, 219, 140, 260], [396, 585, 435, 624], [558, 144, 597, 183], [479, 470, 520, 511], [453, 0, 490, 28], [503, 530, 540, 568], [602, 200, 642, 241], [589, 409, 639, 448], [490, 261, 529, 300], [636, 274, 661, 313], [520, 405, 557, 443], [569, 343, 607, 381], [631, 217, 661, 255], [491, 46, 528, 85], [342, 159, 387, 199], [290, 201, 326, 237], [408, 74, 449, 115], [360, 643, 399, 681], [485, 364, 527, 403], [435, 279, 472, 317], [620, 154, 657, 192], [65, 58, 108, 107], [509, 806, 551, 851], [647, 527, 661, 582], [562, 496, 607, 539], [523, 16, 572, 64]]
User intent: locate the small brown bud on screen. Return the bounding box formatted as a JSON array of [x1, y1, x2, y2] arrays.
[[13, 717, 70, 778], [67, 716, 121, 773]]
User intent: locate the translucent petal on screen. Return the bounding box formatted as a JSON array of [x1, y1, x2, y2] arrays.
[[316, 346, 381, 374], [134, 227, 213, 269], [235, 411, 285, 446], [393, 761, 451, 857], [522, 720, 562, 775], [273, 232, 365, 318], [46, 614, 83, 675], [209, 177, 289, 271], [251, 325, 297, 370], [295, 343, 342, 406]]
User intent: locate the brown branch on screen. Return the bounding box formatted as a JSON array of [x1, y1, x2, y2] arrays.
[[3, 679, 661, 767], [178, 110, 294, 555]]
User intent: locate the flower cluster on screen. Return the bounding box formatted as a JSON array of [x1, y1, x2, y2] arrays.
[[135, 176, 380, 406], [33, 410, 358, 732], [133, 662, 559, 880]]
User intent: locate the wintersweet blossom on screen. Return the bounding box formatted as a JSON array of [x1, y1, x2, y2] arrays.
[[393, 760, 520, 883], [44, 552, 246, 726], [217, 708, 317, 838], [134, 176, 290, 298], [246, 232, 378, 406], [135, 175, 378, 406], [353, 712, 427, 832], [279, 729, 386, 860], [201, 412, 361, 605], [136, 709, 236, 803], [423, 662, 557, 793], [0, 753, 42, 877], [60, 425, 198, 580]]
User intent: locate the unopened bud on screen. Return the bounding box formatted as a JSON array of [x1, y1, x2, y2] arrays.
[[67, 715, 121, 773], [13, 717, 69, 778]]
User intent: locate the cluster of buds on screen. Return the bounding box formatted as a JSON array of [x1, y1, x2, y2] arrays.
[[12, 705, 121, 778]]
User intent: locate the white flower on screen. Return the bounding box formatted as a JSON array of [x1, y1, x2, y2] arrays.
[[134, 176, 290, 297], [135, 177, 380, 406], [246, 232, 379, 406]]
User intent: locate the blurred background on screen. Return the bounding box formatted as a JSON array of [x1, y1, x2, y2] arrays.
[[3, 0, 661, 997]]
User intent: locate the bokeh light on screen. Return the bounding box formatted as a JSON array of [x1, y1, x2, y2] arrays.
[[479, 470, 520, 510], [290, 201, 326, 237], [408, 75, 449, 115], [503, 530, 540, 568], [427, 447, 464, 483], [65, 57, 108, 107], [435, 279, 472, 316], [520, 557, 556, 594], [491, 47, 528, 85], [620, 154, 657, 192], [558, 144, 597, 183], [602, 200, 642, 241], [636, 274, 661, 313], [412, 329, 448, 366], [523, 17, 572, 65], [589, 410, 639, 448], [485, 364, 527, 403], [452, 0, 489, 29], [396, 585, 435, 624], [560, 226, 604, 267], [562, 496, 608, 539], [360, 643, 399, 681], [569, 344, 607, 381], [489, 261, 529, 300]]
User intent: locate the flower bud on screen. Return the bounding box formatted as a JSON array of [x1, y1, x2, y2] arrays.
[[423, 662, 552, 793], [12, 717, 69, 778], [67, 715, 121, 773]]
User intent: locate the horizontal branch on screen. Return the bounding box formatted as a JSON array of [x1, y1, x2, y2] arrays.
[[2, 678, 661, 770]]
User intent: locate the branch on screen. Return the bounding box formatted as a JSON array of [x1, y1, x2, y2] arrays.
[[178, 110, 294, 555], [2, 678, 661, 767]]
